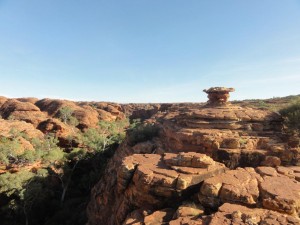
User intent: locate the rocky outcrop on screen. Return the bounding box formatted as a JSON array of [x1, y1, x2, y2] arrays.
[[88, 102, 125, 120], [199, 165, 300, 216], [0, 119, 43, 139], [16, 97, 39, 104], [0, 99, 47, 127], [0, 89, 298, 225], [122, 201, 300, 225], [0, 119, 44, 156], [87, 87, 300, 225], [208, 203, 300, 225], [256, 166, 300, 216], [158, 101, 288, 168], [121, 104, 172, 121], [87, 152, 226, 225], [0, 97, 129, 150], [37, 118, 77, 139], [36, 99, 126, 128], [199, 167, 262, 208], [203, 87, 235, 106]]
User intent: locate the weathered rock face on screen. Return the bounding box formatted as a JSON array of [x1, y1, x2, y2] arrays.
[[0, 99, 48, 127], [203, 87, 235, 106], [208, 203, 300, 225], [36, 99, 125, 128], [158, 102, 289, 168], [199, 165, 300, 216], [199, 167, 262, 208], [87, 152, 226, 225], [0, 119, 44, 159], [123, 204, 205, 225], [121, 103, 173, 121], [83, 102, 126, 121], [88, 144, 300, 224], [16, 97, 39, 104], [37, 118, 78, 143], [0, 97, 129, 151], [87, 87, 300, 225], [0, 119, 44, 139], [0, 96, 127, 132], [256, 166, 300, 216], [122, 201, 300, 225]]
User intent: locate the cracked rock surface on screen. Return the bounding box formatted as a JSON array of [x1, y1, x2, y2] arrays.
[[87, 90, 300, 225]]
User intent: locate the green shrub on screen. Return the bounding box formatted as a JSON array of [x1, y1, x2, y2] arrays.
[[19, 150, 37, 163], [82, 120, 128, 152], [0, 170, 35, 197], [257, 100, 268, 109], [0, 137, 22, 165], [128, 120, 160, 145], [42, 148, 65, 163], [58, 106, 79, 126], [280, 99, 300, 132]]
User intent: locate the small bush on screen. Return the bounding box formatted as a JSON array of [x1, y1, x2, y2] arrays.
[[0, 137, 22, 165], [280, 99, 300, 132], [81, 120, 128, 152], [58, 107, 79, 126], [127, 120, 160, 145], [19, 150, 37, 163]]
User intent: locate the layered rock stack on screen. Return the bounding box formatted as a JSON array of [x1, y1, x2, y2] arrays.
[[87, 87, 300, 225], [203, 87, 235, 106], [159, 87, 296, 168]]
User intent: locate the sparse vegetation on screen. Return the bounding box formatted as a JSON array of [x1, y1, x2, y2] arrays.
[[232, 95, 300, 112], [81, 119, 128, 152], [0, 119, 129, 225], [280, 99, 300, 133], [127, 119, 160, 145], [239, 137, 248, 147], [58, 106, 79, 127], [1, 94, 299, 225]]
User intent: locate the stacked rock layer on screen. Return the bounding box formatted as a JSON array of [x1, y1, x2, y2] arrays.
[[87, 88, 300, 225]]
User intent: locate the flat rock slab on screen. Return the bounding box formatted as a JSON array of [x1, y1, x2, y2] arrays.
[[199, 165, 300, 216], [144, 208, 175, 225], [256, 166, 300, 216], [209, 203, 300, 225], [124, 204, 205, 225], [118, 152, 227, 207], [169, 217, 204, 225], [199, 167, 262, 208], [164, 152, 216, 168]]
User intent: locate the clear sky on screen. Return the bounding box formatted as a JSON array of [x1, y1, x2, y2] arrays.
[[0, 0, 299, 103]]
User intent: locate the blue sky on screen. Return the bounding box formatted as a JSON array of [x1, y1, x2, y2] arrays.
[[0, 0, 299, 103]]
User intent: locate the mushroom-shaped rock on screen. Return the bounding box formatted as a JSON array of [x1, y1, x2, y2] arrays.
[[203, 87, 235, 105]]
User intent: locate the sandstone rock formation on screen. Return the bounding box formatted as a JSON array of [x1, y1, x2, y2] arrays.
[[203, 87, 235, 106], [0, 119, 43, 139], [157, 92, 289, 168], [208, 203, 300, 225], [0, 99, 48, 127], [86, 87, 300, 225], [0, 97, 127, 143], [88, 152, 226, 225], [0, 89, 299, 225], [199, 165, 300, 216], [123, 202, 300, 225], [256, 166, 300, 216], [199, 167, 262, 208]]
